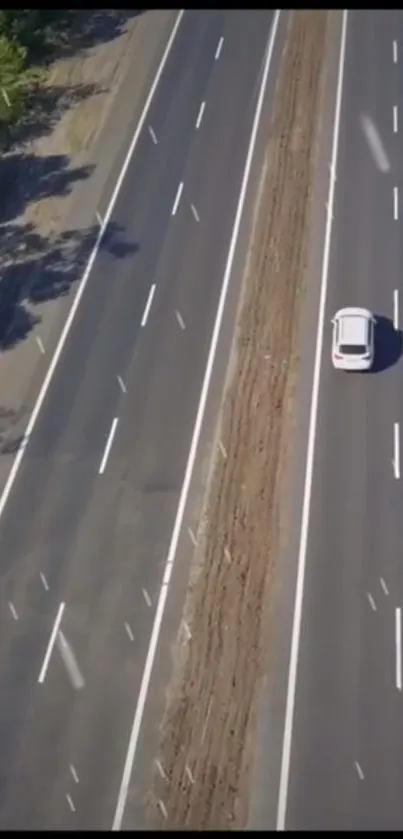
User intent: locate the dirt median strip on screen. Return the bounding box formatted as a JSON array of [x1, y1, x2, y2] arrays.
[[151, 10, 329, 830]]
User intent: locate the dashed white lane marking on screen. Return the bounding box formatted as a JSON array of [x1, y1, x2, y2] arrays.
[[148, 125, 158, 144], [142, 588, 152, 608], [38, 602, 65, 683], [66, 793, 76, 812], [394, 39, 398, 63], [191, 203, 200, 222], [141, 283, 156, 327], [215, 36, 224, 60], [36, 336, 45, 355], [394, 289, 399, 330], [195, 100, 206, 129], [394, 422, 400, 479], [111, 10, 281, 831], [8, 601, 18, 620], [96, 210, 103, 227], [40, 572, 49, 591], [367, 592, 377, 612], [394, 186, 399, 220], [157, 799, 168, 819], [117, 374, 127, 394], [175, 310, 186, 329], [355, 761, 364, 780], [70, 764, 79, 784], [155, 758, 166, 780], [125, 622, 134, 642], [396, 608, 402, 691], [99, 417, 119, 475], [57, 631, 85, 690], [360, 114, 390, 173], [394, 104, 398, 133], [171, 181, 183, 216], [380, 577, 389, 596], [188, 527, 197, 546]]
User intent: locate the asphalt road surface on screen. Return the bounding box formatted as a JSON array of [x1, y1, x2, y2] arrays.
[[0, 9, 278, 830], [280, 10, 403, 831]]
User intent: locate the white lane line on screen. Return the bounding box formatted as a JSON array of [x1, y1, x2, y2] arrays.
[[215, 35, 224, 60], [0, 11, 185, 532], [380, 576, 389, 596], [396, 608, 402, 690], [276, 10, 348, 832], [171, 181, 184, 216], [394, 39, 398, 63], [195, 100, 206, 129], [367, 592, 377, 612], [141, 284, 156, 328], [36, 335, 45, 355], [125, 622, 134, 642], [96, 210, 103, 227], [394, 289, 399, 330], [148, 125, 158, 144], [394, 104, 398, 133], [57, 631, 85, 690], [38, 602, 65, 683], [191, 203, 200, 222], [394, 422, 400, 479], [66, 793, 76, 813], [8, 601, 18, 620], [70, 765, 79, 784], [142, 588, 152, 608], [394, 186, 399, 220], [99, 417, 119, 475], [40, 571, 49, 591], [355, 761, 364, 780], [360, 114, 390, 173], [111, 10, 281, 831], [188, 526, 197, 546], [117, 374, 127, 394], [175, 310, 186, 330]]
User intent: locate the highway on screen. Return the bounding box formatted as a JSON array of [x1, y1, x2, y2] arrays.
[[0, 9, 279, 830], [278, 9, 403, 831]]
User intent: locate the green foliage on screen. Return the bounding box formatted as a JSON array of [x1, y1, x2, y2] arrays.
[[0, 36, 29, 127]]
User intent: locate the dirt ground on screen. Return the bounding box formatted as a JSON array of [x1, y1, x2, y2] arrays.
[[151, 10, 329, 830]]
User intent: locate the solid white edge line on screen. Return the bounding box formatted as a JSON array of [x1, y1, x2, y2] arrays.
[[99, 417, 119, 475], [394, 421, 400, 480], [276, 10, 348, 831], [38, 602, 65, 683], [111, 9, 281, 830], [0, 10, 185, 524], [396, 608, 402, 690], [141, 283, 156, 327], [394, 289, 399, 331]]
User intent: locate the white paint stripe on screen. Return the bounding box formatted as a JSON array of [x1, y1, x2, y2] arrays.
[[9, 601, 18, 620], [394, 289, 399, 330], [188, 527, 197, 546], [142, 588, 152, 608], [36, 336, 45, 354], [355, 761, 364, 780], [96, 210, 103, 227], [175, 310, 185, 329], [191, 203, 200, 222], [394, 422, 400, 480], [394, 39, 398, 63], [394, 104, 398, 133], [141, 283, 156, 327], [0, 11, 185, 536], [66, 793, 76, 812], [70, 765, 79, 784], [117, 374, 127, 394], [171, 181, 184, 216], [380, 576, 389, 596], [367, 592, 376, 612], [125, 622, 134, 642], [195, 100, 206, 129], [360, 114, 390, 173], [215, 35, 224, 60], [394, 186, 399, 220], [57, 631, 85, 690], [99, 417, 119, 475], [38, 602, 65, 683], [111, 10, 281, 831], [40, 571, 49, 591], [149, 125, 158, 144], [276, 11, 348, 832], [396, 608, 402, 690]]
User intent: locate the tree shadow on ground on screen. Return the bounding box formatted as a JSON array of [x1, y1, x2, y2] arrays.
[[0, 219, 139, 351], [0, 151, 94, 224], [0, 406, 27, 456]]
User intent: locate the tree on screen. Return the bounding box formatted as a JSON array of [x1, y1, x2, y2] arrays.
[[0, 36, 31, 133]]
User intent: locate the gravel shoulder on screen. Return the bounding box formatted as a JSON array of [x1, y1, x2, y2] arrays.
[[151, 10, 329, 830]]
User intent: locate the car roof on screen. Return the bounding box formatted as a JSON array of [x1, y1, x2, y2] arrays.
[[337, 311, 369, 346]]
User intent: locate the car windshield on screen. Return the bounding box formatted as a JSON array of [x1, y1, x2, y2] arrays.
[[339, 344, 367, 355]]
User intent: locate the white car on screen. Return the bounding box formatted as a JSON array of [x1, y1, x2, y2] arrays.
[[331, 307, 375, 371]]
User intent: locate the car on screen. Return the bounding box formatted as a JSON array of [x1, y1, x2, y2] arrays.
[[331, 306, 375, 371]]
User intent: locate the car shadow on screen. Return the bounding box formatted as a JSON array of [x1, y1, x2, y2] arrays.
[[370, 314, 403, 373]]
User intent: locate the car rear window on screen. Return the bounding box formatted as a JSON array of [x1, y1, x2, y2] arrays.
[[339, 344, 367, 355]]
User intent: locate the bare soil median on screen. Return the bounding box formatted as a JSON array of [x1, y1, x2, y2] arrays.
[[151, 10, 329, 830]]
